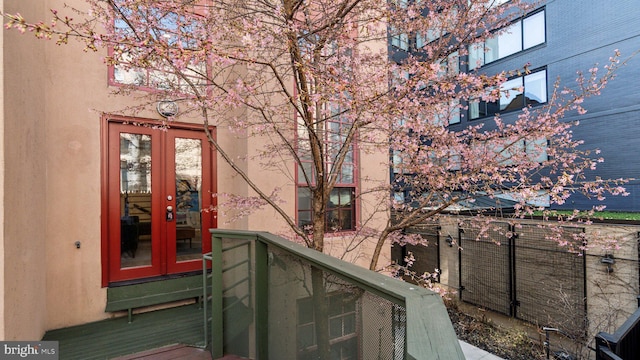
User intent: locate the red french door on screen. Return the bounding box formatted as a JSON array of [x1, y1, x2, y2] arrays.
[[103, 120, 216, 284]]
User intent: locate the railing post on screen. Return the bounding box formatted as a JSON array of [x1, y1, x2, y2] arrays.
[[211, 234, 224, 359], [203, 254, 209, 348], [254, 237, 269, 359], [595, 332, 620, 360]]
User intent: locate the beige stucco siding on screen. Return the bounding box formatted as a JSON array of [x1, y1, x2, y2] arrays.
[[0, 0, 391, 340], [0, 0, 5, 342], [3, 0, 49, 340]]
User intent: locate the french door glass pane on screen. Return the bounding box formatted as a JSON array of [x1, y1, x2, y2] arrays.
[[175, 138, 203, 262], [119, 133, 152, 268]]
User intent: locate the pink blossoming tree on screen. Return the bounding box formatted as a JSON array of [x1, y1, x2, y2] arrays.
[[4, 0, 627, 272], [6, 1, 633, 357]]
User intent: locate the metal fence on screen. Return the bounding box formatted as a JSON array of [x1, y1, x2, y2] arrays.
[[270, 246, 405, 360], [459, 222, 513, 316], [514, 224, 587, 332], [392, 225, 440, 283], [458, 222, 587, 334], [204, 230, 465, 359]]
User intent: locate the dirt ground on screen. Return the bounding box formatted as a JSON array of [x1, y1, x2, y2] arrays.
[[446, 300, 548, 360]]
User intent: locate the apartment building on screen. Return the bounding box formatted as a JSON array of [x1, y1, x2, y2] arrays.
[[389, 1, 640, 354], [452, 0, 640, 211]]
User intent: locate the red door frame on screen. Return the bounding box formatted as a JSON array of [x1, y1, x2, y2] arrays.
[[165, 128, 216, 275], [101, 116, 217, 286]]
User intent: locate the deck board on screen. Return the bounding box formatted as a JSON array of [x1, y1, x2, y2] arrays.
[[112, 344, 212, 360], [43, 303, 207, 360]]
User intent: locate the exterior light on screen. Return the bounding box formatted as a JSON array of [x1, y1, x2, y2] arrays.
[[157, 100, 178, 118], [601, 254, 615, 273]]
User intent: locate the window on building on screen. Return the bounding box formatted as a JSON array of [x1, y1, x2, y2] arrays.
[[391, 28, 410, 51], [437, 101, 461, 125], [492, 0, 510, 6], [297, 102, 357, 232], [525, 137, 548, 163], [389, 0, 409, 51], [415, 30, 434, 49], [409, 53, 460, 126], [470, 136, 548, 167], [110, 5, 207, 92], [298, 188, 355, 232], [414, 3, 459, 49], [469, 0, 511, 9], [469, 68, 547, 119], [469, 9, 545, 69], [295, 36, 357, 232], [434, 52, 461, 125], [297, 292, 359, 360]]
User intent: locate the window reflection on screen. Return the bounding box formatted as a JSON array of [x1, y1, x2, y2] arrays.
[[175, 138, 203, 261], [297, 292, 359, 360], [470, 69, 547, 120], [469, 10, 546, 69], [500, 77, 524, 111], [120, 133, 152, 268], [523, 11, 546, 48]]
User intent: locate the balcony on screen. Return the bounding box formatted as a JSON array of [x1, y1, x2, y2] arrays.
[[204, 229, 464, 359], [42, 230, 465, 359]]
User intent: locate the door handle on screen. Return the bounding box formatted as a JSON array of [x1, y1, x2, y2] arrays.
[[166, 205, 174, 221]]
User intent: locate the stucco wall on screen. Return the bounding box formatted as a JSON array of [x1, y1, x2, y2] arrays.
[[0, 0, 5, 342], [584, 224, 639, 337], [42, 34, 109, 330], [3, 0, 155, 334], [416, 216, 640, 352], [34, 0, 235, 331], [2, 0, 49, 340], [1, 0, 392, 338]]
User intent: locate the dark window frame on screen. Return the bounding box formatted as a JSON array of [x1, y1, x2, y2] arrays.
[[468, 8, 546, 70], [469, 68, 547, 120]]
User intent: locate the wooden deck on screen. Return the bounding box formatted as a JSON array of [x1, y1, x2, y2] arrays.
[[113, 344, 212, 360], [42, 303, 210, 360], [112, 344, 249, 360]]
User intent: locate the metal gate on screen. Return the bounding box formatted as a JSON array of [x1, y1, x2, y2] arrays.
[[459, 222, 512, 316], [392, 225, 440, 283], [459, 221, 586, 330], [514, 224, 587, 331]]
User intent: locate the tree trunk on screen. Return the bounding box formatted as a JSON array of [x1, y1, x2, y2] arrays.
[[311, 186, 326, 251], [311, 267, 331, 360], [369, 228, 391, 271]]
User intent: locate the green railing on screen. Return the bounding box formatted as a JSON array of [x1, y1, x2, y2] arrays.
[[203, 229, 464, 360]]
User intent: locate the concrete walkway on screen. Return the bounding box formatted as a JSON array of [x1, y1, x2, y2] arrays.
[[460, 340, 505, 360]]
